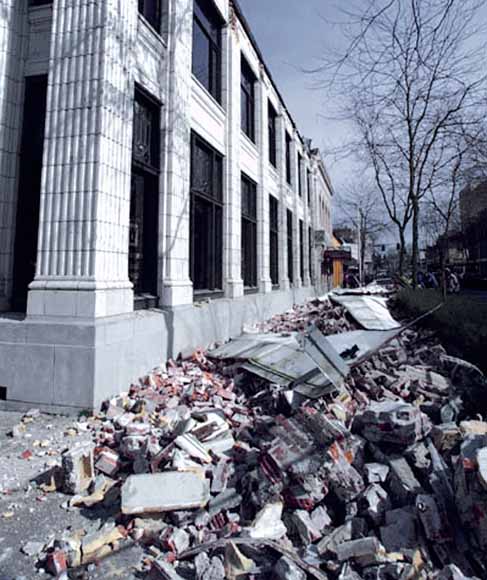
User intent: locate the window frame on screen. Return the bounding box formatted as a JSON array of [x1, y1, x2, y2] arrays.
[[241, 56, 256, 143], [268, 101, 278, 168], [285, 132, 292, 185], [298, 153, 303, 197], [138, 0, 161, 33], [269, 194, 279, 287], [192, 0, 223, 103], [130, 87, 161, 310], [190, 132, 224, 298], [241, 174, 258, 291], [287, 209, 294, 284]]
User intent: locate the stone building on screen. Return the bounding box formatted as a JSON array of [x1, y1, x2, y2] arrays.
[[0, 0, 333, 411], [460, 180, 487, 277]]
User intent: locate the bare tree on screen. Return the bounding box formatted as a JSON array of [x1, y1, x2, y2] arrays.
[[315, 0, 487, 284], [335, 181, 390, 283], [421, 142, 465, 296]]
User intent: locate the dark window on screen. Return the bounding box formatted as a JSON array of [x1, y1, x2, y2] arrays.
[[192, 0, 222, 102], [12, 75, 48, 312], [29, 0, 52, 5], [268, 101, 277, 167], [130, 88, 161, 309], [299, 220, 304, 282], [287, 209, 294, 284], [286, 133, 292, 185], [269, 195, 279, 286], [298, 153, 303, 197], [309, 226, 313, 283], [138, 0, 161, 32], [190, 132, 223, 295], [241, 57, 256, 142], [307, 168, 312, 204], [241, 175, 257, 290]]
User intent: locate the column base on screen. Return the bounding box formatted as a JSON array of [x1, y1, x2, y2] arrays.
[[279, 278, 290, 291], [294, 278, 303, 289], [27, 286, 134, 318], [258, 278, 273, 294], [303, 276, 312, 287], [225, 279, 244, 299], [161, 279, 193, 308]]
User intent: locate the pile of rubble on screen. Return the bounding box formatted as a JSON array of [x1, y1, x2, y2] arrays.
[[18, 294, 487, 579]]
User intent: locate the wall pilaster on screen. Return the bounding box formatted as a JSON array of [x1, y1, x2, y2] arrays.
[[160, 0, 194, 308], [0, 0, 28, 310], [223, 15, 244, 299], [28, 0, 138, 318], [256, 75, 272, 293], [276, 115, 289, 290]]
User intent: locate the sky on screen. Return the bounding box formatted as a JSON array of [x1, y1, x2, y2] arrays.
[[238, 0, 350, 194]]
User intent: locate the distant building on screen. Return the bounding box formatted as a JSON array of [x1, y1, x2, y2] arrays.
[[460, 180, 487, 277], [425, 232, 467, 271], [0, 0, 333, 410]]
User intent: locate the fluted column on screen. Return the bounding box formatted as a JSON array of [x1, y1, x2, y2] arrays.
[[276, 115, 289, 290], [28, 0, 138, 318], [302, 158, 312, 286], [256, 76, 272, 293], [291, 138, 302, 288], [160, 0, 193, 307], [0, 0, 27, 310], [224, 11, 243, 299]]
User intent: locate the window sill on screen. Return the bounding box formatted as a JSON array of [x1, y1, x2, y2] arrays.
[[137, 13, 165, 45], [241, 131, 258, 152], [272, 284, 280, 291], [244, 287, 259, 295], [134, 294, 159, 311], [193, 290, 224, 303], [191, 75, 225, 115]]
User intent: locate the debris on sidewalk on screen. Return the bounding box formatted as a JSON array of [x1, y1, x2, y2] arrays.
[[8, 290, 487, 579]]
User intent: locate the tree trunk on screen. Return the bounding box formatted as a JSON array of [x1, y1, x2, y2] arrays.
[[411, 198, 419, 289], [398, 229, 406, 276]]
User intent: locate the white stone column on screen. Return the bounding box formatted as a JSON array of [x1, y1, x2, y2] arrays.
[[223, 12, 243, 299], [0, 0, 27, 310], [160, 0, 194, 307], [256, 75, 272, 293], [291, 139, 302, 288], [276, 115, 289, 290], [302, 159, 311, 287], [27, 0, 138, 318]]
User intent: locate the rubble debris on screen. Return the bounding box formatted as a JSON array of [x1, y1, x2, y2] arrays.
[[355, 401, 431, 447], [121, 472, 210, 515], [274, 555, 307, 580], [9, 292, 487, 579], [61, 442, 95, 494], [330, 293, 401, 330]]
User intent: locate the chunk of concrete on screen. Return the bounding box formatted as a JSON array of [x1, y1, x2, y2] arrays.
[[335, 537, 385, 564], [274, 556, 306, 580], [364, 463, 389, 484], [248, 502, 287, 540], [356, 401, 431, 447], [388, 457, 423, 505], [121, 472, 210, 515], [62, 443, 95, 495]]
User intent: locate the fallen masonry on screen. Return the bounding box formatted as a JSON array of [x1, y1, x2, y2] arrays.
[[4, 290, 487, 579]]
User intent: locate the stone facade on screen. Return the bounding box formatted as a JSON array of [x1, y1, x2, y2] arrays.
[[0, 0, 333, 411]]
